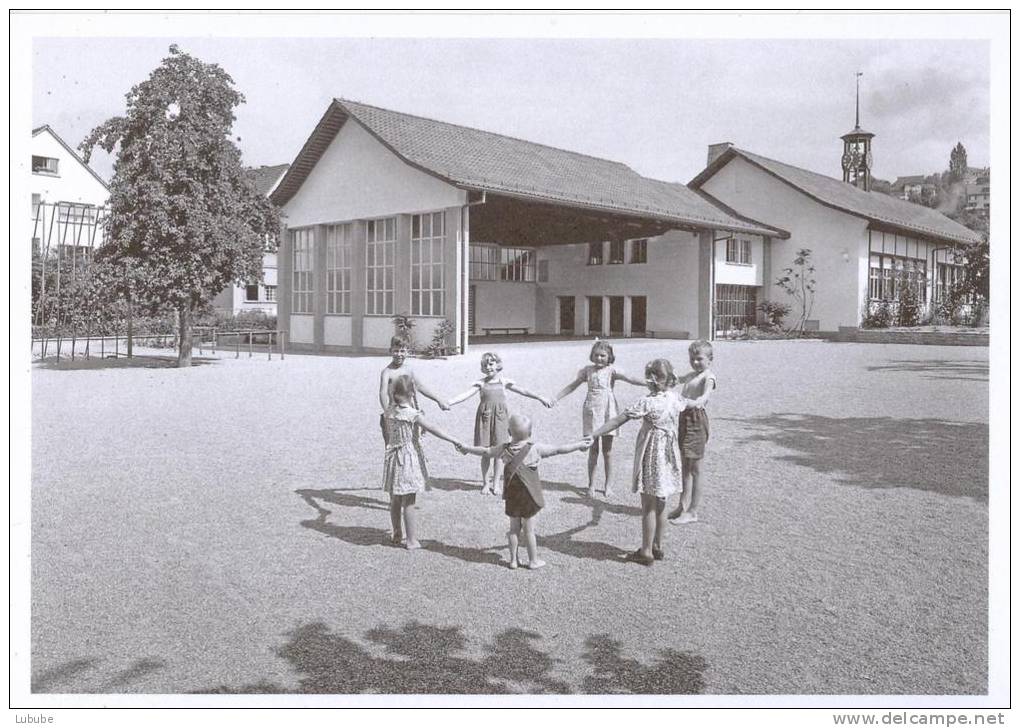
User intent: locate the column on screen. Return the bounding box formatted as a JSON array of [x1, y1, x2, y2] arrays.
[[623, 296, 633, 337], [698, 230, 715, 340], [314, 224, 327, 350], [443, 206, 461, 353], [350, 220, 366, 350], [460, 205, 471, 354], [759, 235, 772, 325], [277, 222, 291, 336], [601, 296, 611, 337]]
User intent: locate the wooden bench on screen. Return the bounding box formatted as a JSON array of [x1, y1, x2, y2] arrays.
[[481, 327, 530, 336]]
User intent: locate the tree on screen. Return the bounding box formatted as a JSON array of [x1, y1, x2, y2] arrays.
[[960, 237, 990, 303], [949, 142, 968, 181], [80, 45, 279, 366], [774, 248, 817, 336]]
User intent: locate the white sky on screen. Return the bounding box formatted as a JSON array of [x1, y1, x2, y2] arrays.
[[32, 36, 990, 187]]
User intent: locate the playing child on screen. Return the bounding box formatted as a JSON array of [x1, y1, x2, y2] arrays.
[[447, 352, 554, 495], [379, 335, 449, 443], [553, 339, 646, 498], [457, 414, 590, 569], [668, 340, 718, 525], [590, 359, 691, 566], [382, 375, 461, 549]]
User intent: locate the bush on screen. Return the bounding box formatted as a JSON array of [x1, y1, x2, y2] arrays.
[[197, 309, 277, 331], [423, 319, 456, 357], [862, 300, 893, 329], [757, 300, 790, 329], [897, 284, 922, 327]]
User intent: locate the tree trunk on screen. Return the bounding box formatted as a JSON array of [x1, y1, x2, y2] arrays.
[[127, 296, 134, 358], [178, 305, 193, 367]]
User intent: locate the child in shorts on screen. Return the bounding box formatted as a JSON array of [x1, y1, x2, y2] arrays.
[[668, 340, 717, 525]]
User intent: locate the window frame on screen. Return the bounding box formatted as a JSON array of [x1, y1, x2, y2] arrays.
[[629, 238, 648, 264], [587, 241, 604, 266], [410, 211, 446, 316], [32, 155, 59, 175], [326, 223, 353, 315], [365, 217, 396, 316], [291, 227, 315, 314], [608, 240, 626, 265]]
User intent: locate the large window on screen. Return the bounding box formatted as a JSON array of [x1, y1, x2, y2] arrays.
[[869, 253, 926, 301], [264, 285, 277, 302], [629, 238, 648, 264], [588, 241, 604, 266], [934, 262, 965, 303], [292, 228, 315, 313], [366, 217, 396, 315], [608, 240, 626, 264], [726, 237, 752, 264], [245, 283, 260, 302], [411, 212, 445, 316], [32, 155, 59, 175], [469, 244, 536, 282], [326, 223, 352, 314], [716, 284, 757, 332]]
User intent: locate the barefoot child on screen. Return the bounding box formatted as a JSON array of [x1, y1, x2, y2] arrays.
[[457, 414, 590, 569], [382, 375, 461, 549], [590, 359, 691, 566], [379, 336, 449, 443], [668, 340, 717, 525], [553, 339, 646, 498], [447, 352, 554, 495]]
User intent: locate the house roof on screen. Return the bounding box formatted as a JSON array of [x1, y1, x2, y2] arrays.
[[271, 99, 785, 238], [247, 164, 289, 197], [690, 147, 981, 246], [32, 124, 110, 191], [893, 175, 927, 188]]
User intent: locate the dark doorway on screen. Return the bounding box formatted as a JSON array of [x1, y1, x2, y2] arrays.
[[558, 296, 575, 335], [631, 296, 647, 335], [609, 296, 625, 335], [587, 296, 603, 335]]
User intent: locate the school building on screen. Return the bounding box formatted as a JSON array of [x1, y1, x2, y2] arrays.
[[270, 98, 979, 354]]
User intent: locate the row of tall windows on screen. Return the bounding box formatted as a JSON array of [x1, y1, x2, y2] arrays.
[[292, 213, 447, 316], [867, 253, 927, 301], [587, 238, 648, 266]]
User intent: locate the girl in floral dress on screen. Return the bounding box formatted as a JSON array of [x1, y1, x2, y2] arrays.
[[590, 359, 691, 565], [382, 375, 460, 549], [553, 340, 646, 498], [447, 352, 553, 495]]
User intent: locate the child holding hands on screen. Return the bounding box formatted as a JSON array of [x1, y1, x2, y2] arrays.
[[457, 414, 590, 570], [447, 352, 554, 495], [553, 339, 646, 498], [590, 359, 691, 566], [668, 340, 718, 525], [379, 336, 449, 443], [381, 375, 461, 549]]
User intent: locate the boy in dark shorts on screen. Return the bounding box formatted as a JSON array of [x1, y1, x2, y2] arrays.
[[669, 340, 717, 525], [378, 335, 449, 443]]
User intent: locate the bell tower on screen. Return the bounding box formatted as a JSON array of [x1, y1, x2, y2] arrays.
[[841, 71, 874, 191]]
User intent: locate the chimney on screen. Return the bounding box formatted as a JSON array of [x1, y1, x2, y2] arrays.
[[707, 142, 734, 167]]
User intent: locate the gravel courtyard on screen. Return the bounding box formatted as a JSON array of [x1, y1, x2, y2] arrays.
[[29, 338, 990, 696]]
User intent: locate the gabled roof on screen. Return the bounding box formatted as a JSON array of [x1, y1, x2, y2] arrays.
[[271, 99, 785, 238], [247, 164, 289, 197], [32, 124, 110, 190], [690, 146, 981, 246], [893, 175, 927, 188]]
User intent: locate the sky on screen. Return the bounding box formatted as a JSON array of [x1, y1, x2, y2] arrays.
[[31, 36, 990, 188]]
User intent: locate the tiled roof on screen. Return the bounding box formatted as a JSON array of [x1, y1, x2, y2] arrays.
[[247, 164, 289, 197], [271, 99, 785, 237], [893, 175, 927, 187], [690, 147, 981, 245]]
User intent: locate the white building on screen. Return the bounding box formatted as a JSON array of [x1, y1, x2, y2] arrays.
[[31, 125, 109, 255]]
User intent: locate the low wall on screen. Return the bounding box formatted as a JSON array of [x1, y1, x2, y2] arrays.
[[837, 327, 989, 347]]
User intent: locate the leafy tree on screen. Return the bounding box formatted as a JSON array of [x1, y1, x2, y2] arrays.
[[774, 248, 817, 336], [949, 142, 968, 181], [960, 237, 990, 303], [80, 45, 279, 366]]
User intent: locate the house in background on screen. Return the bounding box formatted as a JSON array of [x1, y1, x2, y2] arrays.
[[31, 125, 109, 257], [964, 172, 990, 216], [891, 174, 938, 205], [210, 163, 289, 317], [269, 98, 784, 354]]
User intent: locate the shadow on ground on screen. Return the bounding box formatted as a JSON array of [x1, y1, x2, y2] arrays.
[[34, 354, 218, 370], [199, 621, 707, 694], [730, 413, 988, 500], [866, 359, 989, 382]]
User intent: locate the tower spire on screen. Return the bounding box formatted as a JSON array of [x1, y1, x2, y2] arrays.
[[855, 71, 863, 128]]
